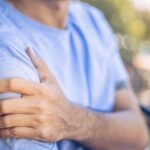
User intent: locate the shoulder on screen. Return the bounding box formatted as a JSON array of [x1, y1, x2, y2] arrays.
[[69, 2, 110, 30], [69, 2, 106, 29], [69, 2, 118, 53], [0, 14, 32, 76], [0, 13, 29, 54], [69, 2, 104, 20]]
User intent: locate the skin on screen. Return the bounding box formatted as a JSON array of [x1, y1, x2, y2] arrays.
[[0, 0, 149, 149], [8, 0, 70, 28]]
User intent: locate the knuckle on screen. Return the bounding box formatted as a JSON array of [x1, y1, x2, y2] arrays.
[[39, 83, 49, 95], [37, 100, 49, 112], [6, 77, 21, 90], [1, 118, 7, 127], [38, 58, 45, 67], [39, 127, 59, 142], [39, 127, 49, 139], [3, 118, 8, 126], [0, 102, 7, 115], [10, 128, 18, 136], [36, 115, 47, 124], [6, 78, 15, 89], [36, 100, 46, 111], [35, 59, 43, 69]]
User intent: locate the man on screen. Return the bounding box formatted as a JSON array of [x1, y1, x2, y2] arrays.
[[0, 0, 149, 149]]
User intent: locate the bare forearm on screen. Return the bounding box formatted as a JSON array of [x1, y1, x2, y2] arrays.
[[66, 105, 149, 150]]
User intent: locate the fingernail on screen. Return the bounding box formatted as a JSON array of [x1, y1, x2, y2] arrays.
[[26, 47, 35, 56], [26, 46, 32, 52]]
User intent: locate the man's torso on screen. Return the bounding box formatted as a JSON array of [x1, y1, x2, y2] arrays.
[[0, 1, 117, 149]]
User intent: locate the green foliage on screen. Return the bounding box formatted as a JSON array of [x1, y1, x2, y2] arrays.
[[83, 0, 149, 38]]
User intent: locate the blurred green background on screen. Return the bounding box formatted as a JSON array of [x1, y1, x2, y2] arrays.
[[83, 0, 150, 106]]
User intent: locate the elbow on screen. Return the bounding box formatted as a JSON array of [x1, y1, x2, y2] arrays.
[[123, 125, 149, 150], [136, 123, 149, 150], [140, 130, 149, 149], [127, 114, 149, 150]]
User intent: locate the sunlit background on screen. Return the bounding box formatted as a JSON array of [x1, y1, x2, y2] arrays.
[[132, 0, 150, 11]]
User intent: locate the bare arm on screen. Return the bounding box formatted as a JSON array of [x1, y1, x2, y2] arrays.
[[67, 83, 149, 150], [0, 49, 148, 150]]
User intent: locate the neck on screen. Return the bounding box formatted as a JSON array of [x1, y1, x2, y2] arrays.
[[8, 0, 70, 29]]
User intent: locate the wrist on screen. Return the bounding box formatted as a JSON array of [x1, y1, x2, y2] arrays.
[[64, 103, 93, 143]]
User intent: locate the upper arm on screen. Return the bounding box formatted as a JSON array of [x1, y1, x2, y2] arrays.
[[109, 48, 140, 112], [112, 54, 140, 112], [115, 86, 140, 112]]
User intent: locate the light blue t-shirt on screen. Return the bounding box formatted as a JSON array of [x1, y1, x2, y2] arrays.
[[0, 1, 129, 150]]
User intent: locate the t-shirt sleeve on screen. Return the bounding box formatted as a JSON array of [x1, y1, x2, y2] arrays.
[[86, 4, 129, 88], [96, 10, 130, 88], [112, 51, 129, 89]]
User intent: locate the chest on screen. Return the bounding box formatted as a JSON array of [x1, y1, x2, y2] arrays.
[[24, 30, 115, 111]]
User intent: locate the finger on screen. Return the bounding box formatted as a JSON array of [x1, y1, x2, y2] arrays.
[[0, 77, 41, 95], [26, 47, 56, 83], [0, 127, 38, 139], [0, 114, 37, 128], [0, 97, 37, 115]]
